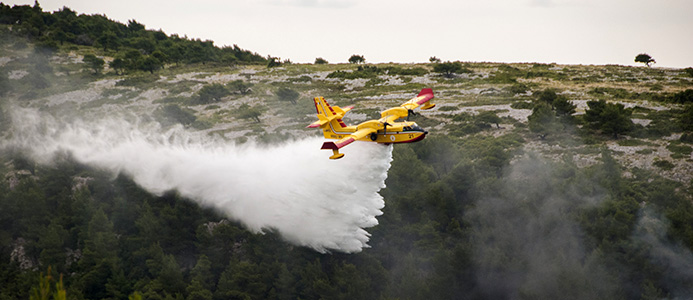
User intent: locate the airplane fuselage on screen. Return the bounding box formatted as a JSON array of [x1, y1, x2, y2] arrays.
[[321, 121, 427, 145]]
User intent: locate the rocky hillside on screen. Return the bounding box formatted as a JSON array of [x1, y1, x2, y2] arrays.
[[3, 36, 692, 183]]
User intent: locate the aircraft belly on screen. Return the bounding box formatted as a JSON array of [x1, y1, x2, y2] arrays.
[[374, 132, 424, 143]]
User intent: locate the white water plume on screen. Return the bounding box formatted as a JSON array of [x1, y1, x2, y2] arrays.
[[5, 107, 392, 253]]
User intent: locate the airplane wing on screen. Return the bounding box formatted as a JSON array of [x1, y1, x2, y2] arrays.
[[379, 88, 435, 122], [321, 127, 376, 159], [400, 88, 435, 111]]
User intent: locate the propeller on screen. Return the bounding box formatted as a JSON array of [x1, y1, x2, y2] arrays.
[[406, 109, 417, 121]]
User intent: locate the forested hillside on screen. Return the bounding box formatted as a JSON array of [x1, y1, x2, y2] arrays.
[[2, 2, 693, 300], [0, 1, 266, 73]]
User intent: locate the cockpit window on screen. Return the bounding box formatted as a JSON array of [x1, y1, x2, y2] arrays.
[[403, 123, 423, 132]]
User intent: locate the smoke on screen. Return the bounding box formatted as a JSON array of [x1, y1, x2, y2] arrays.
[[467, 156, 618, 299], [4, 107, 392, 253], [633, 207, 693, 298]]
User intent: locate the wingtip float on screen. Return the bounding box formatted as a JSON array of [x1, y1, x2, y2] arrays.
[[308, 88, 435, 159]]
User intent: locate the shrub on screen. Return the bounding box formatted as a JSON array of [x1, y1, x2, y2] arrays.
[[584, 100, 633, 138], [666, 142, 692, 159], [194, 84, 230, 104], [653, 159, 675, 170], [510, 101, 534, 109], [670, 89, 693, 104], [505, 83, 529, 95], [276, 87, 299, 104], [155, 104, 197, 126], [348, 54, 365, 64], [433, 61, 470, 78], [680, 132, 693, 144]]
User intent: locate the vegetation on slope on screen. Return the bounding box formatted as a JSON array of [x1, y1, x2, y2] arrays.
[[2, 2, 693, 300]]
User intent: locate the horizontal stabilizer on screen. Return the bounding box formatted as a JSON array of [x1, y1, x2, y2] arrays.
[[321, 137, 355, 150], [307, 119, 328, 128]]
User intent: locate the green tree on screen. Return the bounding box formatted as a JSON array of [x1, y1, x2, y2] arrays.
[[226, 80, 252, 95], [276, 87, 299, 104], [671, 89, 693, 104], [155, 104, 197, 126], [110, 57, 126, 75], [584, 100, 633, 138], [679, 104, 693, 131], [635, 53, 655, 67], [476, 111, 502, 128], [37, 221, 68, 273], [535, 89, 558, 107], [133, 37, 156, 54], [267, 56, 281, 68], [123, 49, 143, 70], [215, 259, 268, 300], [51, 29, 68, 46], [433, 61, 465, 78], [314, 57, 328, 64], [151, 50, 168, 66], [96, 31, 120, 51], [190, 255, 215, 291], [528, 102, 559, 139], [77, 209, 118, 300], [348, 54, 365, 64], [237, 103, 263, 123], [82, 54, 104, 74], [553, 95, 576, 116], [429, 56, 441, 63], [195, 83, 230, 104], [29, 267, 67, 300], [139, 56, 162, 74]]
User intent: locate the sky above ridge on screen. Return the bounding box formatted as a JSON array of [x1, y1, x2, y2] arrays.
[[7, 0, 693, 68]]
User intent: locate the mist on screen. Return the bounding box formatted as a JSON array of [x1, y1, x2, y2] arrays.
[[4, 106, 392, 253], [466, 156, 619, 299], [633, 207, 693, 298]]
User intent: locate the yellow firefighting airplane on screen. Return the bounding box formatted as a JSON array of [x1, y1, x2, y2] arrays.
[[308, 88, 435, 159]]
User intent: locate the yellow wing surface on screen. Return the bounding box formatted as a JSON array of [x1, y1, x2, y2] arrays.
[[378, 88, 435, 124]]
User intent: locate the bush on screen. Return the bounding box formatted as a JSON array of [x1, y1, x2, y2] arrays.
[[276, 87, 299, 104], [433, 61, 471, 78], [155, 104, 197, 126], [670, 89, 693, 104], [666, 142, 692, 159], [584, 100, 633, 138], [680, 132, 693, 144], [194, 84, 230, 105], [684, 68, 693, 78], [348, 54, 365, 64], [653, 159, 675, 170], [589, 87, 631, 99], [510, 101, 534, 109], [505, 83, 529, 95]]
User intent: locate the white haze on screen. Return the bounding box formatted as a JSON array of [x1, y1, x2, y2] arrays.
[[5, 107, 392, 253]]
